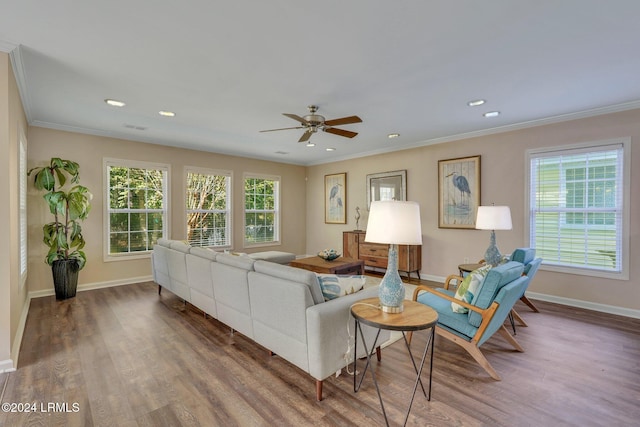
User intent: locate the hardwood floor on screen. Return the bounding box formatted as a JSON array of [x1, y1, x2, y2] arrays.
[[2, 281, 639, 426]]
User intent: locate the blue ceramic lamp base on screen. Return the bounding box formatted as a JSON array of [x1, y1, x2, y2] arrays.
[[484, 230, 502, 266], [378, 244, 405, 313]]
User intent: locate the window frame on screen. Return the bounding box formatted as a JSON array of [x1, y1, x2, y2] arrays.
[[103, 158, 171, 261], [525, 138, 630, 280], [243, 173, 281, 248], [185, 166, 233, 249]]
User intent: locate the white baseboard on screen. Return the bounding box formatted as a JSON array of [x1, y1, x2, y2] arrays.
[[418, 272, 640, 319], [0, 359, 16, 373], [9, 296, 31, 370], [525, 291, 640, 319], [28, 275, 154, 299], [420, 273, 446, 283]]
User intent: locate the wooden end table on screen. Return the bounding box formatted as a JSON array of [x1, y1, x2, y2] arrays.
[[351, 297, 438, 426], [458, 262, 484, 277], [289, 256, 364, 275]]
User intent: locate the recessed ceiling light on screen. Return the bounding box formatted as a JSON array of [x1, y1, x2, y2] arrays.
[[388, 133, 400, 139], [467, 99, 486, 107], [105, 99, 126, 107], [159, 110, 176, 117], [483, 111, 500, 118], [306, 142, 315, 147], [326, 147, 336, 152]]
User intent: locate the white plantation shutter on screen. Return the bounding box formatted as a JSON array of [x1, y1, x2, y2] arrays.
[[19, 137, 27, 285], [528, 141, 626, 276], [186, 168, 232, 248]]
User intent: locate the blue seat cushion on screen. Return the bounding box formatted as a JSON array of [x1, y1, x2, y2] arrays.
[[417, 289, 478, 340]]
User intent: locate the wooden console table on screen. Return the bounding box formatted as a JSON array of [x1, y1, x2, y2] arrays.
[[343, 231, 421, 279]]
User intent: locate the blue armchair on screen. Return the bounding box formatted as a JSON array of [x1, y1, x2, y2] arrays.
[[510, 248, 542, 313], [411, 261, 528, 380]]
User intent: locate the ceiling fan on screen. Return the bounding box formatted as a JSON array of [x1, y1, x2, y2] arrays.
[[260, 105, 362, 142]]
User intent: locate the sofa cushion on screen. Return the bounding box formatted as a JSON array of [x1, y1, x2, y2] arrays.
[[189, 246, 217, 261], [249, 251, 296, 265], [316, 274, 366, 301], [253, 261, 325, 305], [451, 264, 492, 313], [157, 238, 172, 248], [169, 240, 191, 254], [215, 253, 256, 270]]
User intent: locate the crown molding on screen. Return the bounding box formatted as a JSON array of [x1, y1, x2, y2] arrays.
[[0, 39, 18, 53], [8, 45, 34, 122], [307, 100, 640, 166]]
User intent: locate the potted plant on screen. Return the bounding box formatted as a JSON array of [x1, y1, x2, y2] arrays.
[[28, 158, 92, 300]]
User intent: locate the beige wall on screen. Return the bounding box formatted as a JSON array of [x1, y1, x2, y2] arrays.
[[306, 109, 640, 313], [0, 52, 29, 369], [26, 128, 307, 293]]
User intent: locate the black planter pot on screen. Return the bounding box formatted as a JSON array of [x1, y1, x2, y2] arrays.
[[52, 259, 80, 300]]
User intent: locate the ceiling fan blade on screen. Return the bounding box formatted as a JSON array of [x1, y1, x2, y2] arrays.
[[259, 126, 304, 133], [298, 131, 313, 142], [283, 113, 310, 125], [324, 115, 362, 126], [324, 127, 358, 138]]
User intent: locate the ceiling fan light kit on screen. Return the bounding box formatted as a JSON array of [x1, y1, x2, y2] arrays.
[[260, 105, 362, 143]]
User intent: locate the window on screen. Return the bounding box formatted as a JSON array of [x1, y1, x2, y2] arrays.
[[244, 174, 280, 246], [19, 131, 27, 287], [105, 159, 169, 259], [527, 139, 629, 279], [186, 168, 232, 248]]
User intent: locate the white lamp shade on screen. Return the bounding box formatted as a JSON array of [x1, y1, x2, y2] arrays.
[[475, 205, 512, 230], [365, 200, 422, 245]]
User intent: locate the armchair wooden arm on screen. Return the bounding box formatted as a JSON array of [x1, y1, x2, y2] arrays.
[[443, 274, 463, 290]]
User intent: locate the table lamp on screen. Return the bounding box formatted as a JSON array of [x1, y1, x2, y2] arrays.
[[365, 200, 422, 313], [475, 205, 512, 266]]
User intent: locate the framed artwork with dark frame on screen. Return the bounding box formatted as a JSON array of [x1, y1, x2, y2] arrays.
[[438, 155, 481, 229], [325, 172, 347, 224], [366, 169, 407, 210]]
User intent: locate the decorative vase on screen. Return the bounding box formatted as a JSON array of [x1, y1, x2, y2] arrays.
[[52, 259, 80, 300]]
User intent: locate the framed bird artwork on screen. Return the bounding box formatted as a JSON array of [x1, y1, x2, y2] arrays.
[[438, 155, 481, 229], [325, 172, 347, 224]]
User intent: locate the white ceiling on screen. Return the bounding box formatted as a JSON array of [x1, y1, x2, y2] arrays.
[[2, 1, 640, 165]]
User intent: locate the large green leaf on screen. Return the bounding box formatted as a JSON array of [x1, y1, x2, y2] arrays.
[[43, 191, 65, 215], [67, 186, 91, 220], [34, 168, 56, 191]]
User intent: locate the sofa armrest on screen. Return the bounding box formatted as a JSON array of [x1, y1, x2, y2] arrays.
[[306, 287, 390, 381]]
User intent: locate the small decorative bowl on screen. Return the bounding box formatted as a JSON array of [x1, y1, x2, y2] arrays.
[[318, 249, 341, 261]]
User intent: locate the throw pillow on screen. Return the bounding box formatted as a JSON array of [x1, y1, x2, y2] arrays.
[[316, 274, 366, 301], [451, 264, 492, 313]]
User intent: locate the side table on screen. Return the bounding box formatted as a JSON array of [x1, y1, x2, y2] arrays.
[[351, 297, 438, 427], [458, 262, 484, 277]]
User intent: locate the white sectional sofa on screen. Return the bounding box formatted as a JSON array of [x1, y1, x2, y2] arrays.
[[151, 238, 389, 400]]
